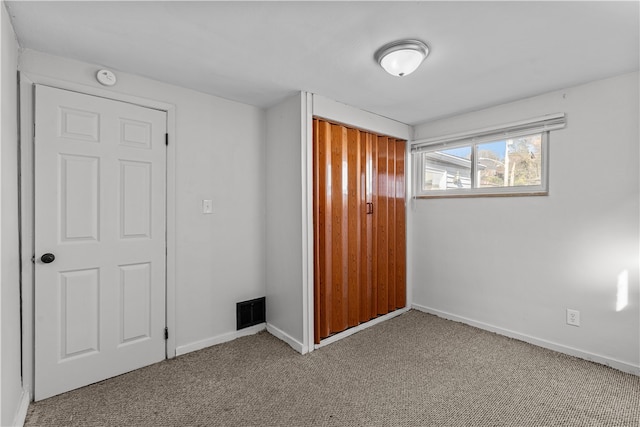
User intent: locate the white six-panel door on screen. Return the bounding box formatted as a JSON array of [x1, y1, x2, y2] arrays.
[[34, 85, 167, 400]]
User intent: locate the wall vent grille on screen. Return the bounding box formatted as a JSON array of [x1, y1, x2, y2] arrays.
[[236, 297, 266, 330]]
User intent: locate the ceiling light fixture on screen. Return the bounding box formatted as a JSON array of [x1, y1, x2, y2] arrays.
[[374, 39, 429, 77]]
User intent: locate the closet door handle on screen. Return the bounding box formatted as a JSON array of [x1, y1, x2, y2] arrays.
[[366, 203, 374, 214]]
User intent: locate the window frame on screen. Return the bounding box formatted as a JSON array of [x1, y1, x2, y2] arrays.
[[411, 114, 564, 199]]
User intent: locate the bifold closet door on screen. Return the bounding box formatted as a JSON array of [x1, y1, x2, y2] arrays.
[[313, 118, 406, 344]]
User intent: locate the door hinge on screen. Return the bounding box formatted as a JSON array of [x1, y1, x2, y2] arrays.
[[164, 327, 169, 340], [31, 254, 35, 264], [165, 133, 168, 146]]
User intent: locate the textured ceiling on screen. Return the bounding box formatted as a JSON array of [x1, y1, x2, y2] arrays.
[[6, 1, 639, 125]]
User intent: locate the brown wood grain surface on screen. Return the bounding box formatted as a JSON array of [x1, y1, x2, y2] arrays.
[[313, 118, 406, 343], [376, 135, 388, 315], [395, 139, 407, 308], [347, 127, 361, 328], [360, 132, 371, 323], [387, 137, 397, 312]]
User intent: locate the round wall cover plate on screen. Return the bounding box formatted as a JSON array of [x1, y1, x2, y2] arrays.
[[96, 69, 117, 86]]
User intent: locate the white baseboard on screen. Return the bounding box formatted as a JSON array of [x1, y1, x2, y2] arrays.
[[412, 304, 640, 376], [175, 323, 266, 356], [12, 389, 30, 427], [316, 307, 410, 349], [266, 323, 307, 354]]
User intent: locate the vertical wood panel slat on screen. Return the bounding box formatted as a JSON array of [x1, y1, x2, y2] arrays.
[[331, 124, 346, 333], [322, 121, 333, 339], [318, 120, 334, 341], [387, 137, 396, 311], [376, 136, 388, 315], [395, 139, 406, 308], [347, 128, 360, 327], [340, 126, 350, 331], [359, 132, 370, 323], [370, 133, 378, 319], [313, 119, 321, 344]]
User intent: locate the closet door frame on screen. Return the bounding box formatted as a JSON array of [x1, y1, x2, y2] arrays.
[[304, 95, 412, 352], [309, 105, 411, 347]]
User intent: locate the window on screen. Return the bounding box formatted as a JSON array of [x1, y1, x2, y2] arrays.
[[412, 114, 565, 198]]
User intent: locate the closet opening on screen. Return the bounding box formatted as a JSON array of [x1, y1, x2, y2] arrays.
[[312, 118, 407, 344]]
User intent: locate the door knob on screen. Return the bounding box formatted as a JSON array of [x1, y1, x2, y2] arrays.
[[40, 253, 55, 264]]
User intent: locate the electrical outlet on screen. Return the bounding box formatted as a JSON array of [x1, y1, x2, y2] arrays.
[[566, 309, 580, 327]]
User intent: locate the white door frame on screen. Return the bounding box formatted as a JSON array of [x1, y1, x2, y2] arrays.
[[19, 72, 177, 398], [305, 95, 413, 351]]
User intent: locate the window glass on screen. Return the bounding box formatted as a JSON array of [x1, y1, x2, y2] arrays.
[[415, 132, 547, 198], [477, 134, 542, 188], [423, 147, 471, 191]]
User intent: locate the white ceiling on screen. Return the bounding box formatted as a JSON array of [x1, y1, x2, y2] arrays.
[[5, 1, 639, 125]]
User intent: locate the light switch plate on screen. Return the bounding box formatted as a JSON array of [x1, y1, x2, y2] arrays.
[[202, 199, 213, 214]]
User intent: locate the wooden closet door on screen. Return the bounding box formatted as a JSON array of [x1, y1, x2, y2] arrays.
[[313, 118, 406, 344]]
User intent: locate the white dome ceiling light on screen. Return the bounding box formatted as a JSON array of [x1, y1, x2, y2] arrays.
[[374, 39, 429, 77]]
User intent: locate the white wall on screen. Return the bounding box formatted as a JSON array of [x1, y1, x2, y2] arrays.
[[18, 49, 266, 360], [265, 93, 306, 352], [411, 72, 640, 373], [1, 2, 25, 425], [313, 95, 412, 141]]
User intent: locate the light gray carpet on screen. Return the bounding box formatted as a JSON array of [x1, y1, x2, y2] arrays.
[[25, 310, 640, 426]]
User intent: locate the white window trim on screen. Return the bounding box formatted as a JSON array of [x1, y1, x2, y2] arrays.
[[411, 113, 565, 198]]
